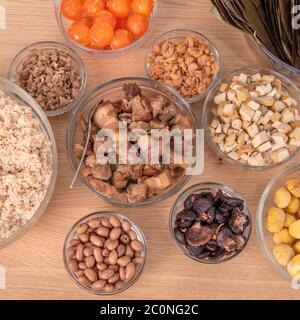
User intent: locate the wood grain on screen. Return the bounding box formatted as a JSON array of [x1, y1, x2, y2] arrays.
[[0, 0, 300, 300]]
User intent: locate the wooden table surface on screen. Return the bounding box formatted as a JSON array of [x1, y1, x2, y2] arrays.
[[0, 0, 300, 300]]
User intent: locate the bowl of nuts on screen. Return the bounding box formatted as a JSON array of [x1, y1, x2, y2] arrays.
[[64, 211, 147, 295], [145, 29, 221, 103], [170, 182, 252, 264], [203, 67, 300, 170], [257, 162, 300, 284], [67, 77, 198, 207]]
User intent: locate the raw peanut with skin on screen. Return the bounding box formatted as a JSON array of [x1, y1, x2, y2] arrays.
[[110, 227, 122, 240], [109, 216, 121, 228], [125, 244, 134, 258], [84, 242, 94, 248], [96, 226, 110, 237], [108, 264, 119, 272], [117, 255, 131, 267], [67, 246, 76, 257], [102, 248, 110, 257], [108, 250, 118, 265], [79, 262, 87, 269], [119, 266, 126, 281], [130, 239, 144, 252], [135, 251, 142, 258], [133, 257, 145, 264], [84, 268, 98, 282], [78, 276, 92, 287], [68, 259, 79, 272], [90, 234, 104, 247], [101, 218, 113, 228], [104, 238, 110, 247], [76, 223, 88, 234], [78, 233, 89, 243], [120, 233, 130, 244], [93, 247, 103, 263], [76, 243, 84, 261], [74, 270, 84, 278], [125, 263, 136, 281], [87, 227, 94, 234], [83, 246, 95, 257], [88, 218, 101, 229], [115, 280, 125, 290], [100, 268, 114, 280], [104, 284, 114, 292], [128, 230, 137, 240], [69, 239, 80, 246], [121, 220, 131, 233], [86, 256, 95, 268], [106, 239, 119, 250], [108, 273, 120, 284], [92, 280, 106, 290], [117, 244, 126, 257], [97, 263, 107, 271]]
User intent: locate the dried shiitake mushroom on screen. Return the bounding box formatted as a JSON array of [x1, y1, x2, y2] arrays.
[[216, 228, 237, 252], [185, 222, 212, 247], [174, 189, 250, 262]]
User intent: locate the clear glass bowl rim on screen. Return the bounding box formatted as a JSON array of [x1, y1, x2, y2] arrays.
[[66, 76, 199, 207], [54, 0, 158, 58], [202, 66, 300, 171], [0, 76, 58, 250], [144, 28, 222, 104], [169, 182, 252, 264], [63, 211, 147, 295], [7, 40, 87, 117], [256, 161, 300, 281], [252, 32, 300, 75]]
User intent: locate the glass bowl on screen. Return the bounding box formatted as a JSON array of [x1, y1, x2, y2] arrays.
[[54, 0, 157, 58], [202, 66, 300, 171], [245, 33, 300, 88], [63, 211, 147, 295], [8, 41, 87, 117], [257, 162, 300, 284], [169, 182, 252, 264], [66, 76, 198, 207], [145, 29, 221, 104], [0, 76, 58, 250]]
